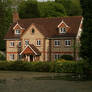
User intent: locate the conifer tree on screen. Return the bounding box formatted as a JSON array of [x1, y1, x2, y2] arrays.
[[80, 0, 92, 64]]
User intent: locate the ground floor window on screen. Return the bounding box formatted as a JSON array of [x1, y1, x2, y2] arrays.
[[10, 54, 14, 60], [54, 54, 61, 60]]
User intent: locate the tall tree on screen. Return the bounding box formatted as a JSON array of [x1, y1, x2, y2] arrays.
[[80, 0, 92, 64], [55, 0, 82, 16], [18, 0, 40, 18], [38, 1, 66, 17], [0, 0, 12, 51]]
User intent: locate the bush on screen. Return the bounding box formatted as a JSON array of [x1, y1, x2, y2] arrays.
[[61, 55, 73, 60], [0, 60, 86, 74], [0, 53, 5, 60]]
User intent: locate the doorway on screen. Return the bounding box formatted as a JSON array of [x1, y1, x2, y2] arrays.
[[30, 55, 33, 61]]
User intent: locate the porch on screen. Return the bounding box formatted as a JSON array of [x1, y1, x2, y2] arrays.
[[20, 44, 41, 62]]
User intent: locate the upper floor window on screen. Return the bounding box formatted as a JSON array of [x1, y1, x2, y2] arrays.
[[10, 54, 14, 60], [37, 40, 41, 46], [18, 41, 21, 47], [59, 28, 66, 33], [54, 40, 60, 46], [31, 28, 35, 34], [65, 40, 71, 46], [10, 41, 14, 47], [25, 40, 29, 46], [15, 29, 20, 34]]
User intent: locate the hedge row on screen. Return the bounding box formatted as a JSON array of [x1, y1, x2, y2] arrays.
[[0, 60, 86, 74]]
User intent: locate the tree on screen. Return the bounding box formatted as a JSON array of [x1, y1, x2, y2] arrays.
[[38, 1, 66, 17], [55, 0, 82, 16], [80, 0, 92, 64], [18, 0, 40, 18], [0, 0, 12, 51]]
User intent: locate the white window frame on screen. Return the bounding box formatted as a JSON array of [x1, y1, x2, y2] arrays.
[[54, 54, 61, 60], [54, 40, 60, 46], [10, 54, 14, 60], [18, 41, 21, 47], [37, 40, 41, 46], [65, 40, 71, 46], [25, 40, 29, 46], [15, 29, 20, 34], [10, 41, 14, 47], [59, 27, 66, 33]]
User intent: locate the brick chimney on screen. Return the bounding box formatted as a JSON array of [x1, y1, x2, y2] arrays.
[[13, 11, 19, 23]]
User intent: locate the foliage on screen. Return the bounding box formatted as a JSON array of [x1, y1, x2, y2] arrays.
[[55, 0, 82, 16], [0, 53, 5, 60], [0, 0, 12, 51], [18, 0, 82, 18], [38, 1, 66, 17], [61, 55, 73, 60], [80, 0, 92, 64], [18, 0, 40, 18], [0, 60, 86, 74]]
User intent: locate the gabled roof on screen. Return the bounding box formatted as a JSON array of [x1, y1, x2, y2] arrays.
[[4, 16, 82, 39], [20, 44, 41, 55]]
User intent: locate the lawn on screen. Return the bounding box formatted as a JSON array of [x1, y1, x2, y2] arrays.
[[0, 71, 92, 92]]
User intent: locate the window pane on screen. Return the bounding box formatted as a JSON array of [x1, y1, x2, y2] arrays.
[[65, 40, 71, 46], [10, 42, 14, 47], [37, 40, 41, 46], [60, 28, 66, 33], [54, 40, 60, 46], [15, 30, 20, 34], [19, 41, 21, 47], [32, 28, 35, 33], [10, 54, 14, 60], [25, 40, 29, 45]]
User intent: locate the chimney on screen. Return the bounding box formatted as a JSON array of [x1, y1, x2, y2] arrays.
[[13, 11, 19, 23]]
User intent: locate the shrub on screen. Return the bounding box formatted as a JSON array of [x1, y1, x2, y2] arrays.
[[0, 53, 5, 60], [61, 55, 73, 60], [0, 60, 86, 74], [0, 61, 10, 70]]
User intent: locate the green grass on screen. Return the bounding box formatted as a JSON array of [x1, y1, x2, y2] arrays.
[[0, 71, 92, 92]]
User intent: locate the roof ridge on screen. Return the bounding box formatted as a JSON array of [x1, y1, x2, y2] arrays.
[[19, 16, 82, 21]]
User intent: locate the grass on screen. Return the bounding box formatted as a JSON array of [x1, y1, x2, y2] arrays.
[[0, 71, 92, 92]]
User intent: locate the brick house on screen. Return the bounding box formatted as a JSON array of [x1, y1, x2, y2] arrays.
[[4, 13, 83, 62]]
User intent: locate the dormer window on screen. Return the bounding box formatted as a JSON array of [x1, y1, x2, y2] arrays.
[[15, 29, 20, 34], [59, 28, 66, 33]]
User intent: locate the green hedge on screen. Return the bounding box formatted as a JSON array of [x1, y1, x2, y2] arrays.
[[0, 60, 86, 74]]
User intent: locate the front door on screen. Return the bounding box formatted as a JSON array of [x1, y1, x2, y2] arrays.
[[30, 55, 33, 61]]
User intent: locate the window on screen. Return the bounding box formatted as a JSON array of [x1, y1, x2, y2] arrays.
[[59, 27, 66, 33], [10, 54, 14, 60], [54, 54, 61, 60], [25, 40, 29, 46], [10, 41, 14, 47], [37, 40, 41, 46], [65, 40, 71, 46], [54, 40, 60, 46], [18, 41, 21, 47], [15, 29, 20, 34], [32, 28, 35, 34]]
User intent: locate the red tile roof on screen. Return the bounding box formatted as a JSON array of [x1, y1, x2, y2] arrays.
[[4, 16, 82, 39], [20, 44, 41, 55]]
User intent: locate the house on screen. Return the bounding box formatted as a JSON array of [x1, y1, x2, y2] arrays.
[[4, 13, 83, 62]]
